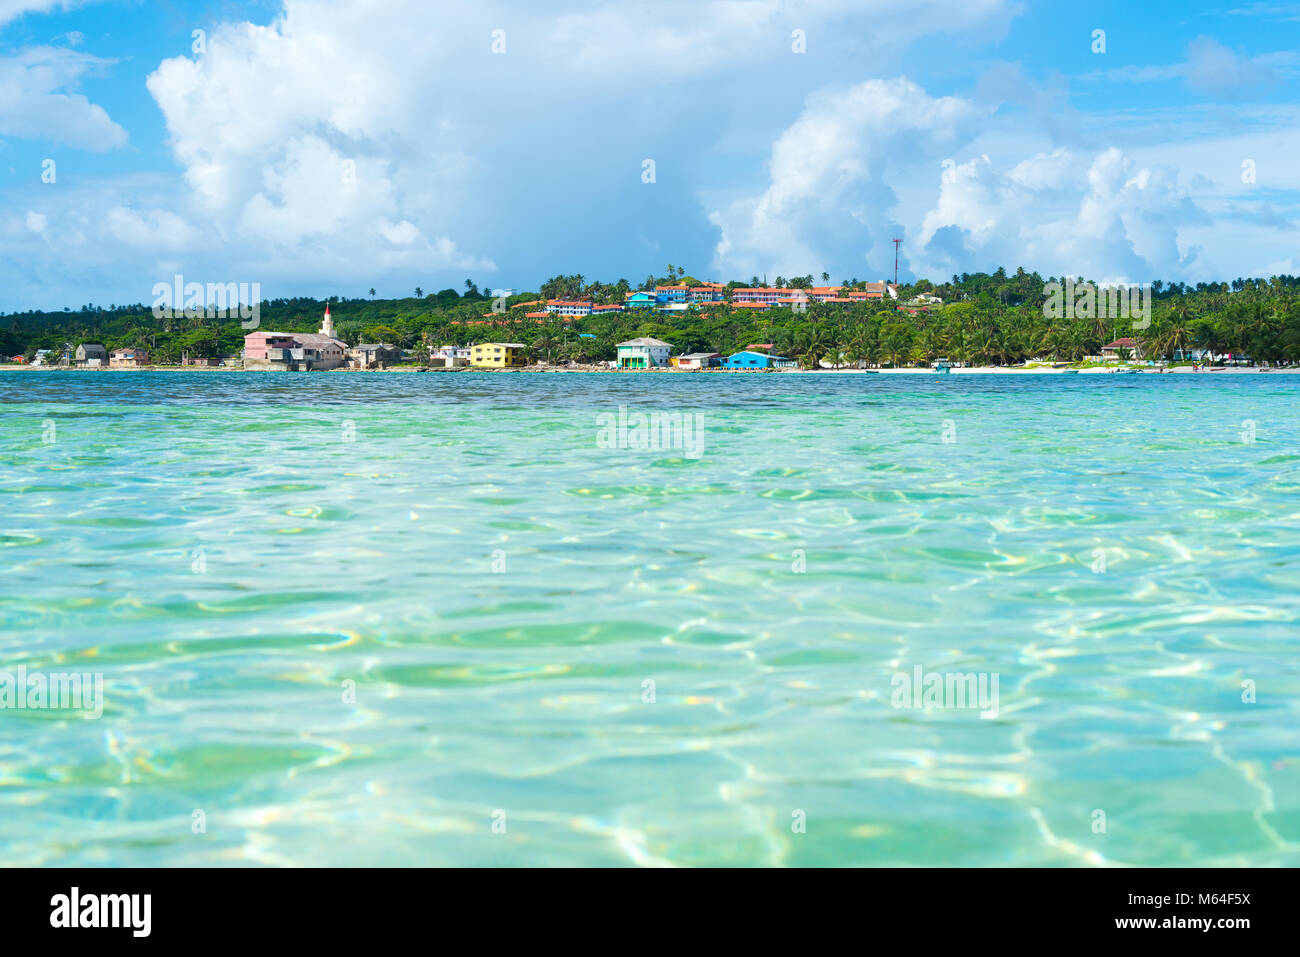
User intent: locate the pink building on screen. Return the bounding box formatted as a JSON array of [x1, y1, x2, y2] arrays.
[[109, 349, 150, 368], [732, 282, 897, 306], [730, 287, 783, 305], [244, 305, 348, 370]]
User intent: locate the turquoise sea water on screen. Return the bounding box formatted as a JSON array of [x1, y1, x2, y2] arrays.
[[1, 370, 1298, 866]]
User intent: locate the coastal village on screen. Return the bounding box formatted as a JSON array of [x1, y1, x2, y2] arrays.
[[6, 270, 1278, 371], [238, 300, 810, 371], [233, 279, 912, 371], [19, 280, 913, 372]]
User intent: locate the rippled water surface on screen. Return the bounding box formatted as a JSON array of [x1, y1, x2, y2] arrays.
[[2, 370, 1298, 866]]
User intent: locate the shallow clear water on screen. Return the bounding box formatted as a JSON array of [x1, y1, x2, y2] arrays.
[[1, 370, 1298, 866]]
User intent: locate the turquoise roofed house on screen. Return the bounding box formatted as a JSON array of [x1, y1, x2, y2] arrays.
[[723, 350, 796, 370]]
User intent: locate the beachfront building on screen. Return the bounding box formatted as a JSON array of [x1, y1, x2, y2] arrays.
[[243, 305, 348, 371], [675, 352, 722, 369], [617, 337, 673, 369], [75, 344, 107, 367], [1101, 337, 1143, 360], [724, 350, 797, 369], [109, 348, 150, 368], [433, 345, 471, 367], [349, 343, 401, 369], [429, 345, 469, 368], [470, 342, 528, 368]]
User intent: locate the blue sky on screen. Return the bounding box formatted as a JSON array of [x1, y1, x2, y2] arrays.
[[2, 0, 1298, 309]]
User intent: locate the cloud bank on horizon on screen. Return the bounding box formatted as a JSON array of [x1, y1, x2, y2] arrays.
[[1, 0, 1298, 309]]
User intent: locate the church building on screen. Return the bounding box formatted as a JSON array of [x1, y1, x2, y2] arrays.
[[243, 305, 349, 371]]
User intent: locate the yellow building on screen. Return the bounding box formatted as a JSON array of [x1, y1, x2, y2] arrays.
[[470, 342, 528, 368]]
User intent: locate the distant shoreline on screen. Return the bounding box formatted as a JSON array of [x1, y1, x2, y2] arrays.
[[3, 364, 1293, 376]]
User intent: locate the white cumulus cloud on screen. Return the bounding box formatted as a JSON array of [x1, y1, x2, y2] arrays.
[[0, 47, 126, 151], [710, 77, 987, 279], [918, 147, 1208, 283]]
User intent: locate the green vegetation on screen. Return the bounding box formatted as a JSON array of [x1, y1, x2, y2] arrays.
[[4, 268, 1300, 368]]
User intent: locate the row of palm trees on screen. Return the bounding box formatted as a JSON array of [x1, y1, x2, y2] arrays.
[[412, 293, 1300, 369], [766, 302, 1300, 368]]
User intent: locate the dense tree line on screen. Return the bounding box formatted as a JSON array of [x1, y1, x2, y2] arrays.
[[4, 270, 1300, 368]]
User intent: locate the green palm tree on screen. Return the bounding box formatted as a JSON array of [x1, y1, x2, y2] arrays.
[[799, 327, 828, 369]]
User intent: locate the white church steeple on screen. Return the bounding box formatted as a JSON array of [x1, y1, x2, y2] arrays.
[[320, 304, 335, 338]]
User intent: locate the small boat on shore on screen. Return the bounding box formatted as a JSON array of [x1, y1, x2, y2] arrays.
[[934, 358, 952, 374]]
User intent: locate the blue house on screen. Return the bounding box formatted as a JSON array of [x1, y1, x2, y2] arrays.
[[723, 350, 796, 369], [625, 291, 661, 309], [654, 285, 688, 303]]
